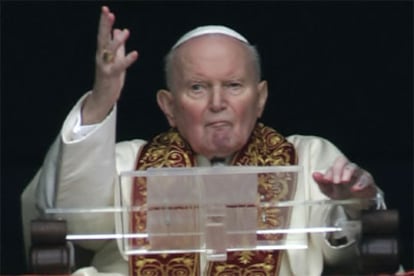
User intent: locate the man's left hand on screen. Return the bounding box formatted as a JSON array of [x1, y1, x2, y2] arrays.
[[312, 156, 377, 200]]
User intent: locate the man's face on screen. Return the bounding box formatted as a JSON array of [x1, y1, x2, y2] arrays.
[[158, 35, 268, 159]]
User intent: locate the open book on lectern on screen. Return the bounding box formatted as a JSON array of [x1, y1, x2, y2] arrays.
[[45, 165, 375, 262]]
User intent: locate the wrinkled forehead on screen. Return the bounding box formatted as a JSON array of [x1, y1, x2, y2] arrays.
[[172, 25, 250, 49]]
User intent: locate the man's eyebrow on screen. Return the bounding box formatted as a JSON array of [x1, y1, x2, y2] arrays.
[[185, 78, 206, 83]]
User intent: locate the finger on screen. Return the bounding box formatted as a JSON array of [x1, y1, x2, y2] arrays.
[[124, 50, 139, 68], [330, 156, 349, 184], [351, 172, 375, 190], [111, 39, 126, 66], [98, 29, 130, 66], [313, 171, 336, 196], [110, 46, 139, 72], [341, 162, 359, 182], [323, 167, 334, 183], [313, 172, 334, 195], [352, 173, 370, 190], [97, 6, 115, 51], [313, 171, 330, 184], [313, 172, 353, 199], [111, 28, 130, 53]]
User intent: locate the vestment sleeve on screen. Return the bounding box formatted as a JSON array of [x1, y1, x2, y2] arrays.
[[22, 92, 118, 252], [286, 135, 365, 269]]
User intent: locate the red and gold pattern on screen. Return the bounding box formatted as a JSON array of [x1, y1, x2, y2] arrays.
[[130, 123, 297, 275], [206, 251, 280, 276]]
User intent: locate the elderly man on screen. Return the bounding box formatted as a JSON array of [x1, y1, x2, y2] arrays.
[[22, 6, 381, 276]]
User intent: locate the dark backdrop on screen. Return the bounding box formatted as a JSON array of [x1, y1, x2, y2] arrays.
[[1, 1, 412, 273]]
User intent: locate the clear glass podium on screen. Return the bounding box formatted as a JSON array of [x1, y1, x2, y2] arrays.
[[44, 166, 381, 266]]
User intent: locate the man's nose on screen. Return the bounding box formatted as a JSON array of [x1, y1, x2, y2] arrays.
[[209, 87, 227, 112]]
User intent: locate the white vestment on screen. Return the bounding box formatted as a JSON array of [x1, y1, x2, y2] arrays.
[[22, 94, 362, 275]]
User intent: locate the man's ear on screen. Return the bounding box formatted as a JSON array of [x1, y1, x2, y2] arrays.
[[157, 89, 176, 127], [256, 80, 268, 118]]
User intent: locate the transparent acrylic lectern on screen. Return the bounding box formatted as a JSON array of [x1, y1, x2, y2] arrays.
[[44, 165, 384, 273]]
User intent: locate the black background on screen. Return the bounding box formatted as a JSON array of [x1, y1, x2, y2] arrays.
[[1, 1, 413, 273]]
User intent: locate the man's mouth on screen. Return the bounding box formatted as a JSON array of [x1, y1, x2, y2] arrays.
[[206, 121, 231, 128]]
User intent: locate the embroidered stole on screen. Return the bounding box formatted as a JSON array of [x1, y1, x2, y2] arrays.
[[130, 123, 297, 275]]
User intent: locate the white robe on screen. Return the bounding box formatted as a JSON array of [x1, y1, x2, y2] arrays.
[[21, 94, 361, 275]]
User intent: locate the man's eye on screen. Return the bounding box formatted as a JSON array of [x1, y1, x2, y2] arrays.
[[191, 84, 203, 91], [188, 84, 207, 98], [226, 82, 243, 94], [229, 82, 241, 88], [225, 82, 242, 89]]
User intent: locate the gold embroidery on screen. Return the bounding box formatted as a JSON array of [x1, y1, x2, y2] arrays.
[[232, 123, 296, 167], [237, 251, 255, 264], [130, 123, 297, 275], [137, 129, 194, 170], [207, 251, 280, 276], [134, 254, 199, 276]]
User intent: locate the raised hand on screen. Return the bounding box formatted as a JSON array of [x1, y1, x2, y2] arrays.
[[82, 6, 138, 124]]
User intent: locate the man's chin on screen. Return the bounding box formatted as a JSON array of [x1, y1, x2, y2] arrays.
[[201, 145, 239, 160], [190, 136, 243, 160]]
